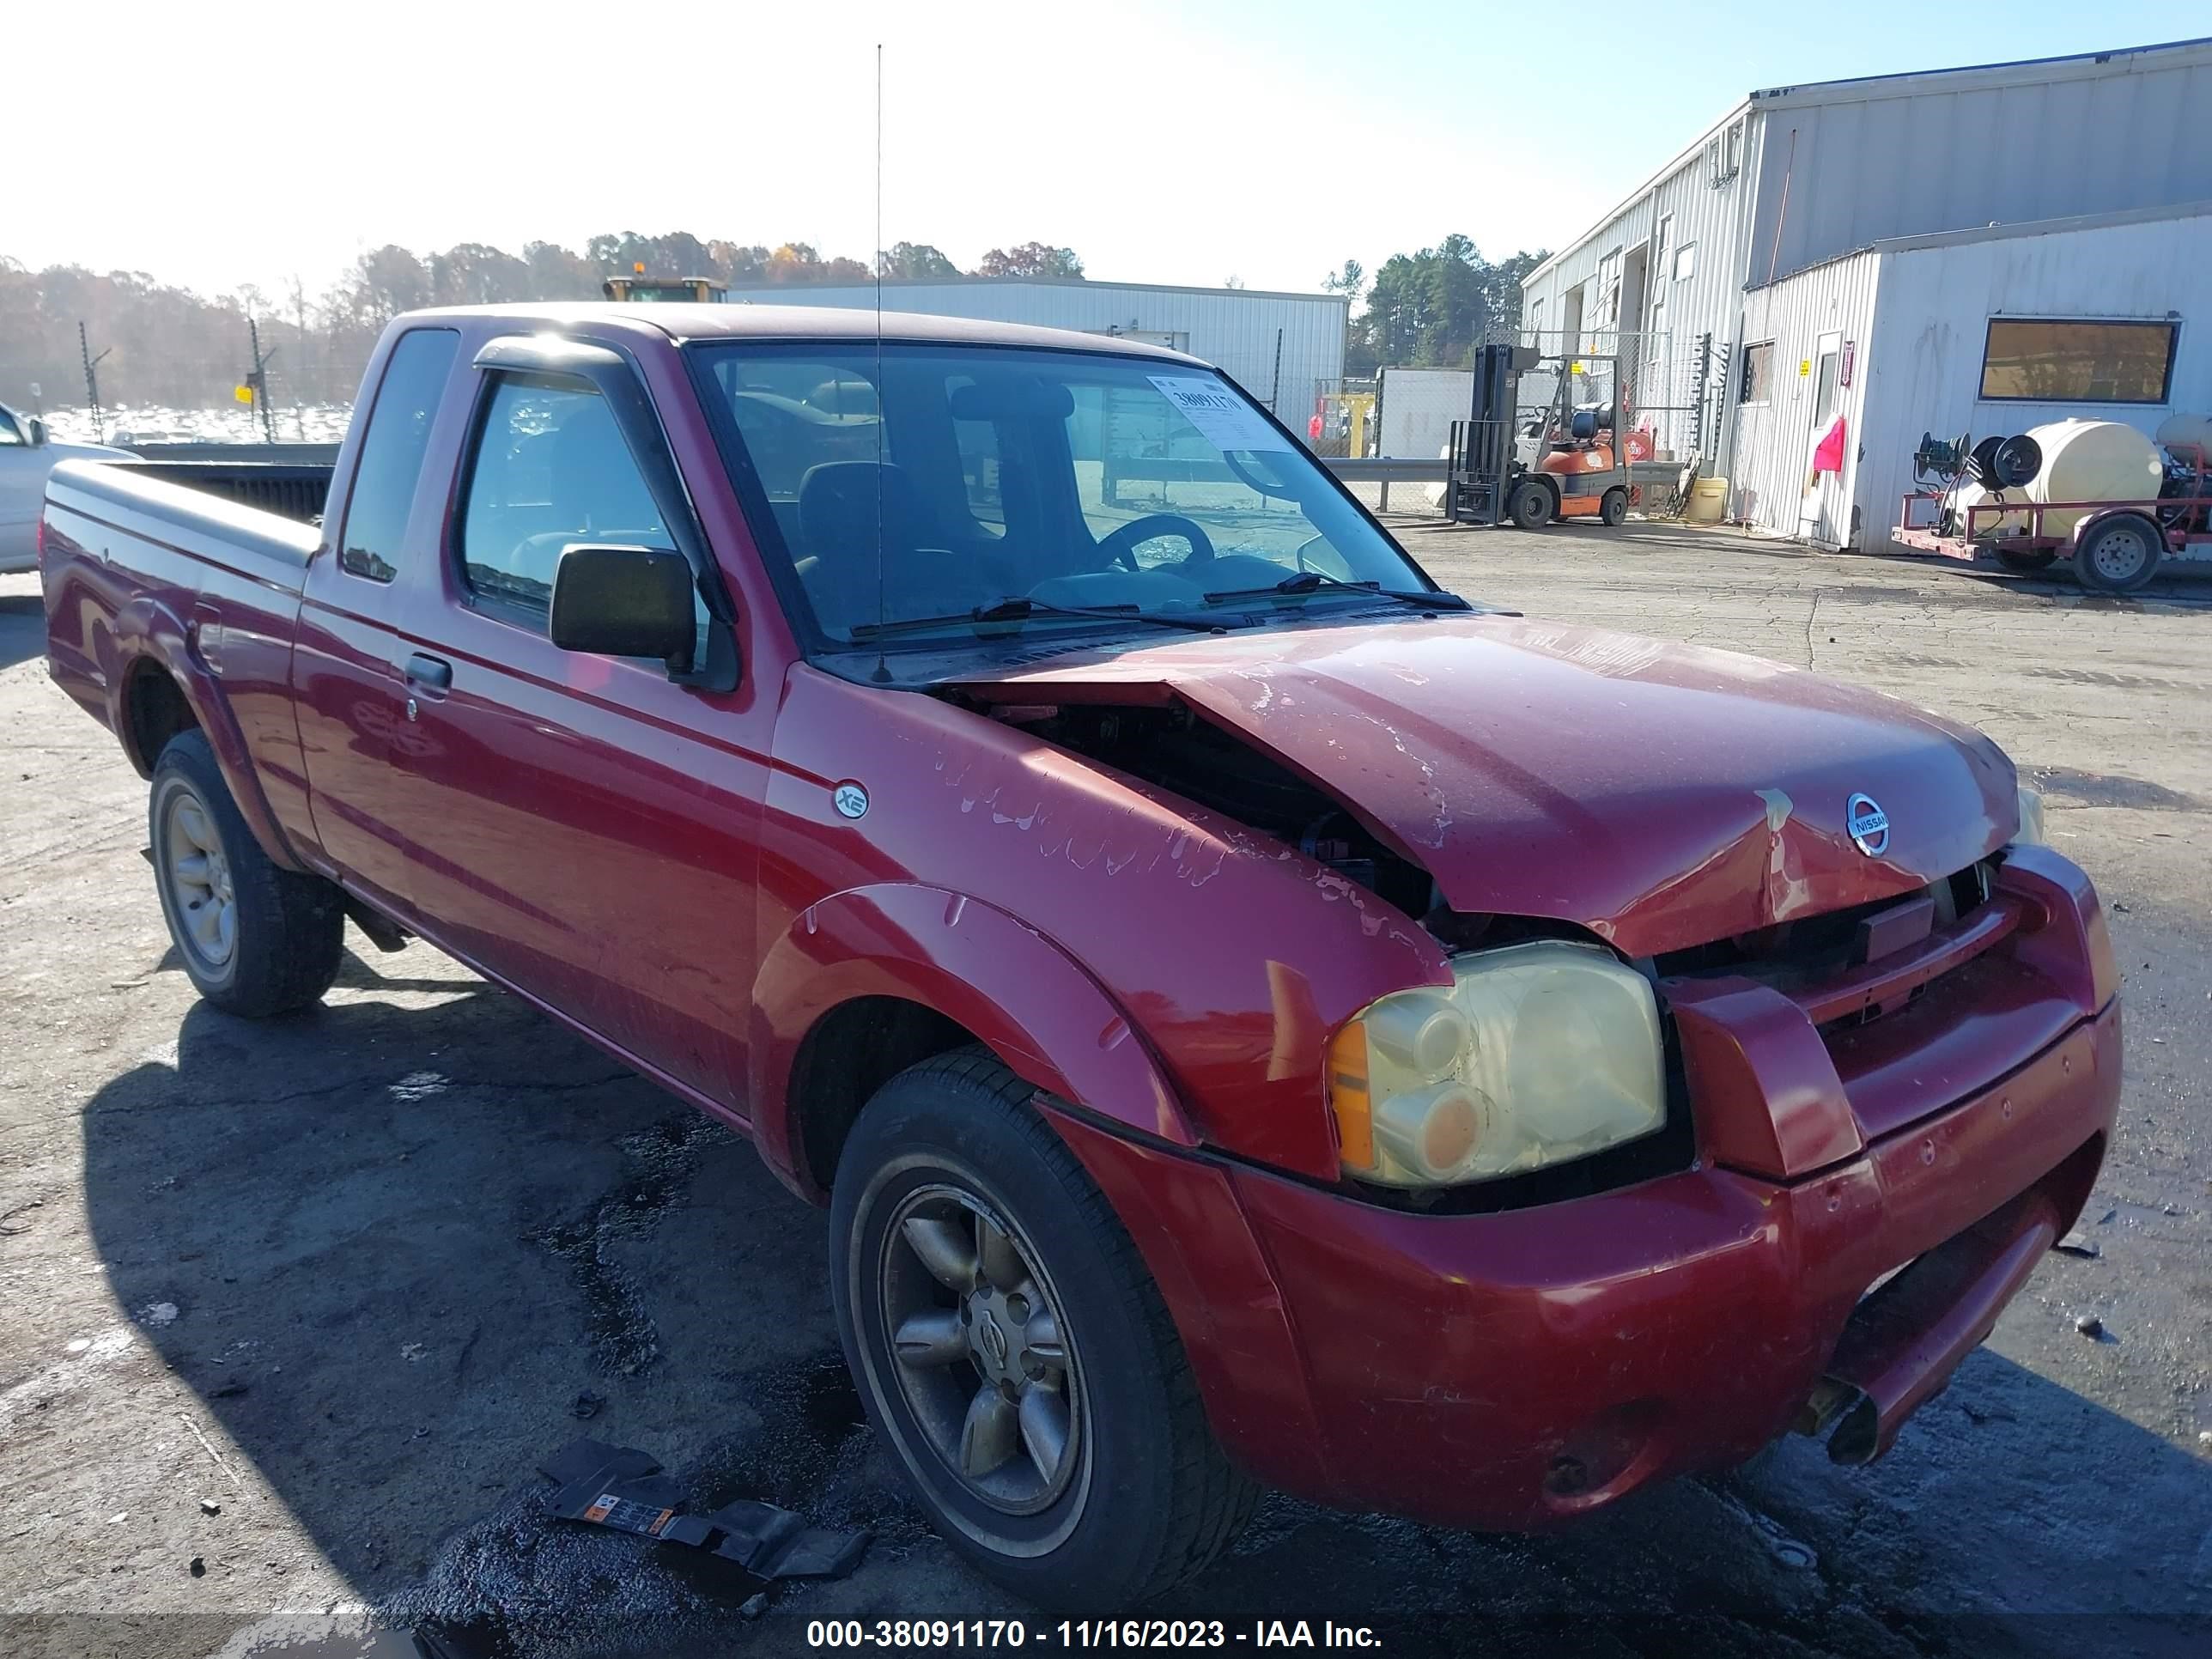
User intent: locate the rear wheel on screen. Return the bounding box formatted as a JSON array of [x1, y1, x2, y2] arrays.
[[149, 729, 343, 1016], [830, 1049, 1255, 1609], [1507, 479, 1552, 530], [2073, 516, 2160, 594], [1599, 486, 1629, 526]]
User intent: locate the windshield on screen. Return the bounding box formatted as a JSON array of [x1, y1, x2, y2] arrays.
[[688, 342, 1438, 647]]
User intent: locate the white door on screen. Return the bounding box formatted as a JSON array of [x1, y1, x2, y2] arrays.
[[1803, 333, 1845, 548]]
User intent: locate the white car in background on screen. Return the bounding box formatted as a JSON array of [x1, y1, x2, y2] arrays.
[[1, 403, 131, 572]]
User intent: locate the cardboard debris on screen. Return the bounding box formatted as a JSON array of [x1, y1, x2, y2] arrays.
[[539, 1438, 869, 1580]]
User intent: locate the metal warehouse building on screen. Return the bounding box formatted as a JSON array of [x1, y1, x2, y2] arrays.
[[719, 277, 1347, 428], [1519, 35, 2212, 547]]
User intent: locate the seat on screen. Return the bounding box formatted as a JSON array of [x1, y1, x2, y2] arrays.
[[503, 403, 667, 586], [796, 460, 951, 634]]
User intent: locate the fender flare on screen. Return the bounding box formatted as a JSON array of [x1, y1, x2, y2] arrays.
[[108, 595, 307, 872], [747, 883, 1198, 1194]]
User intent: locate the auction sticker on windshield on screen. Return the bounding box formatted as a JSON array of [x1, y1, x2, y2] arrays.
[[1148, 375, 1293, 453]]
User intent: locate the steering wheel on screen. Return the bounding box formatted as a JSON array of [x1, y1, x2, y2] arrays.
[[1096, 514, 1217, 572]]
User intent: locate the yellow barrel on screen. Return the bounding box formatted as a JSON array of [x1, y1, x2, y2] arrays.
[[1684, 475, 1729, 523]]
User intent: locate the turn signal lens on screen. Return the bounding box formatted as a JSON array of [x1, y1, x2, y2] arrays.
[[2014, 781, 2046, 846], [1327, 1021, 1373, 1170]]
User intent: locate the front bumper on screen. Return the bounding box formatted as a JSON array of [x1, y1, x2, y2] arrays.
[[1044, 848, 2120, 1530]]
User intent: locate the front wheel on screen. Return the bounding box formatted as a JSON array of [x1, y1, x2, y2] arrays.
[[1599, 486, 1629, 526], [1507, 479, 1552, 530], [830, 1050, 1255, 1609], [149, 729, 344, 1016]]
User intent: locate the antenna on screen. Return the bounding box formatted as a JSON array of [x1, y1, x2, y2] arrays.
[[869, 41, 892, 684]]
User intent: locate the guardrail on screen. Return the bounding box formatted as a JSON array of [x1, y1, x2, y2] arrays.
[[1321, 458, 1448, 483], [1321, 455, 1447, 511]]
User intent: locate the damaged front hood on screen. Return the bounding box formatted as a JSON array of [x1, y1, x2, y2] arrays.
[[945, 614, 2018, 957]]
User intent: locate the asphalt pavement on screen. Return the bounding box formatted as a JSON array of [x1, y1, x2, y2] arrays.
[[0, 526, 2207, 1659]]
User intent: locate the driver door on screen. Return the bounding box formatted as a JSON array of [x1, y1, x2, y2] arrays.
[[385, 362, 769, 1110]]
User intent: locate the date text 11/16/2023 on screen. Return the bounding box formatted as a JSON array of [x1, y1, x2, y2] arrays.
[[805, 1620, 1383, 1649]]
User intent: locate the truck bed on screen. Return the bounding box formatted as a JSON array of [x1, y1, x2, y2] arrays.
[[41, 460, 322, 861], [44, 459, 320, 588]]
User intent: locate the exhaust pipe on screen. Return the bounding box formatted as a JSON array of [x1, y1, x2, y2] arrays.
[[1801, 1192, 2061, 1464]]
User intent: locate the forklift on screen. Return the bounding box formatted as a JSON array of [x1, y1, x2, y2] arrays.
[[1444, 343, 1632, 529]]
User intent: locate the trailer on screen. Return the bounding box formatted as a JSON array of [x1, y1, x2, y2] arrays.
[[1893, 442, 2212, 594]]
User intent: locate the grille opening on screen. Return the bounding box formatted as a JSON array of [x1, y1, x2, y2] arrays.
[[1653, 860, 1996, 999]]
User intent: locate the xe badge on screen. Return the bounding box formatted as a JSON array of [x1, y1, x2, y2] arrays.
[[1846, 792, 1890, 857]]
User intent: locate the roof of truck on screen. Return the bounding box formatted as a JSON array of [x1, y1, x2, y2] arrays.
[[399, 302, 1205, 363]]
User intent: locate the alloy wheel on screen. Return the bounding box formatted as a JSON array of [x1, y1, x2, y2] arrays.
[[877, 1183, 1085, 1515], [162, 788, 236, 969]]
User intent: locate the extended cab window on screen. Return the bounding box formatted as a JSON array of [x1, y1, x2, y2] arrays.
[[339, 328, 459, 580], [459, 378, 671, 621]]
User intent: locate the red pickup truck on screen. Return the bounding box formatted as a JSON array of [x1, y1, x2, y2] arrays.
[[42, 305, 2118, 1609]]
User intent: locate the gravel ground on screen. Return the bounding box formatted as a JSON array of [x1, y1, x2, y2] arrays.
[[0, 526, 2208, 1659]]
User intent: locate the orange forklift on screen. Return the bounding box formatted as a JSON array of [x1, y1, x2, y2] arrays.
[[1445, 343, 1632, 529]]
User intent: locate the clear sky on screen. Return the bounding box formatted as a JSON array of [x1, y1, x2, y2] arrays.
[[9, 0, 2182, 300]]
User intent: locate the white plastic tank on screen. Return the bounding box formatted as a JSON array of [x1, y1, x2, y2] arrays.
[[1948, 481, 2028, 538], [2154, 411, 2212, 456], [2021, 419, 2163, 537]]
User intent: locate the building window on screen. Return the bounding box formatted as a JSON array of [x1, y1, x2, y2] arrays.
[[1978, 318, 2179, 404], [1674, 240, 1697, 282], [1739, 341, 1775, 404], [1708, 119, 1743, 186]]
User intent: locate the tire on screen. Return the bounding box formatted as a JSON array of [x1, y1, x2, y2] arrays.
[[149, 729, 344, 1017], [2072, 515, 2160, 594], [1599, 486, 1629, 527], [1507, 479, 1552, 530], [830, 1049, 1255, 1610], [1995, 545, 2057, 574]]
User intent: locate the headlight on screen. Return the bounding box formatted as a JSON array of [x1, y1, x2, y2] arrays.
[[2014, 781, 2045, 845], [1328, 939, 1666, 1188]]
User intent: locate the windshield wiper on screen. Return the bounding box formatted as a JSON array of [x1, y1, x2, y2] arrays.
[[848, 596, 1229, 641], [1200, 570, 1473, 609]]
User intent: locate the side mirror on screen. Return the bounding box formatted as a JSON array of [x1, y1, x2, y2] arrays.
[[26, 417, 48, 447], [549, 544, 696, 669]]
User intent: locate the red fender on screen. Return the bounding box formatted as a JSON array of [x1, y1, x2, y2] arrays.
[[106, 595, 307, 872], [747, 884, 1198, 1195]]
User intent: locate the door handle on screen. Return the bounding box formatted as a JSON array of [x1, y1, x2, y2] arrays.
[[404, 653, 453, 691]]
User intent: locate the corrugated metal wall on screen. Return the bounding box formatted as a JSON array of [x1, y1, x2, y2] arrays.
[[1851, 211, 2212, 550], [1519, 107, 1764, 461], [1747, 43, 2212, 283], [718, 280, 1346, 424], [1732, 251, 1883, 543], [1527, 39, 2212, 484]]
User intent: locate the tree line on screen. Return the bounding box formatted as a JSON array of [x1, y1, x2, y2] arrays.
[[0, 233, 1087, 416], [0, 225, 1540, 417], [1325, 235, 1549, 378]]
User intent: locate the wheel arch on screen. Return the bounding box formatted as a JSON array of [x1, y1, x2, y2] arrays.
[[2069, 506, 2163, 549], [748, 884, 1199, 1202], [106, 598, 306, 872]]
